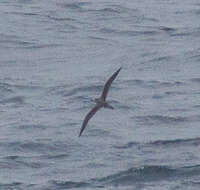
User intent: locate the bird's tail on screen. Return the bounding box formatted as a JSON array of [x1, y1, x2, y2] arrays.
[[104, 103, 114, 109]]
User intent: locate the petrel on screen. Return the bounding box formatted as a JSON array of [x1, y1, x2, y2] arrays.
[[79, 67, 121, 137]]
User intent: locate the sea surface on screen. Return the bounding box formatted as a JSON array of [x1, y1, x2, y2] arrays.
[[1, 0, 200, 189]]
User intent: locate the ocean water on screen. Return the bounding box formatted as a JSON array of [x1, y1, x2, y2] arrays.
[[0, 0, 200, 189]]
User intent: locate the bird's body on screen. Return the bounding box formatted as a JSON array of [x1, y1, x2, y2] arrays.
[[79, 67, 121, 137], [94, 97, 114, 109]]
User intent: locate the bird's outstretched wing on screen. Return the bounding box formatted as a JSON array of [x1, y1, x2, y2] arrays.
[[101, 67, 121, 101], [79, 104, 103, 137]]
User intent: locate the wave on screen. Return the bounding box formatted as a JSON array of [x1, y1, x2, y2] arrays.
[[49, 84, 102, 97], [0, 96, 25, 105], [134, 115, 187, 125], [46, 165, 200, 189], [58, 2, 90, 12], [17, 124, 48, 130], [114, 137, 200, 150], [42, 153, 69, 160], [190, 78, 200, 83], [0, 82, 14, 94], [0, 82, 43, 93], [114, 141, 139, 149], [134, 114, 200, 126], [2, 153, 68, 170], [100, 27, 159, 37], [0, 39, 36, 49], [97, 165, 200, 185], [159, 26, 177, 33], [0, 182, 23, 189], [123, 79, 184, 89], [0, 141, 70, 155], [149, 137, 200, 147], [1, 155, 44, 170], [50, 180, 90, 189], [96, 165, 174, 185], [93, 7, 121, 14], [64, 85, 101, 97]]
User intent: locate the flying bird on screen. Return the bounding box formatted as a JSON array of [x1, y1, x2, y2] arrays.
[[79, 67, 121, 137]]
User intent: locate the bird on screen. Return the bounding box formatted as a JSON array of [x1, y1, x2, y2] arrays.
[[79, 67, 122, 137]]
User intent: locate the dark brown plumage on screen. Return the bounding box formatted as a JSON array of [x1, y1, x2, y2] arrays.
[[79, 67, 121, 137], [101, 67, 121, 101]]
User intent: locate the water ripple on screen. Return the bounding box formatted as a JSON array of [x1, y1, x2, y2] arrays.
[[123, 79, 184, 89], [0, 96, 25, 105], [149, 137, 200, 147], [45, 165, 200, 189], [50, 180, 90, 189], [115, 137, 200, 150], [134, 115, 187, 125]]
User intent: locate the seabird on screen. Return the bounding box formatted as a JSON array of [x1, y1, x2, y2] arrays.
[[79, 67, 121, 137]]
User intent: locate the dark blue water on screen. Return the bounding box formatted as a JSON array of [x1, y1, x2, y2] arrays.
[[1, 0, 200, 189]]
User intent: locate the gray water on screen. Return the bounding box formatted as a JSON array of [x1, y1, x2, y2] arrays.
[[1, 0, 200, 189]]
